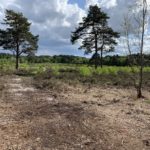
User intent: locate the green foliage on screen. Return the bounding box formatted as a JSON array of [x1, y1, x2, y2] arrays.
[[145, 100, 150, 104], [0, 58, 150, 88], [0, 57, 150, 76], [0, 9, 39, 69], [1, 53, 150, 67], [79, 66, 92, 76], [71, 5, 120, 68]]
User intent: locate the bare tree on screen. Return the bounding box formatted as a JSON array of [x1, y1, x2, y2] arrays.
[[122, 0, 148, 98]]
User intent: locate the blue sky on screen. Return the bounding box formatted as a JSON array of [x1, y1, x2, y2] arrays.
[[69, 0, 85, 8], [0, 0, 150, 56]]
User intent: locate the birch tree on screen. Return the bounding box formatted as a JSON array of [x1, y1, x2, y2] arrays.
[[122, 0, 148, 98]]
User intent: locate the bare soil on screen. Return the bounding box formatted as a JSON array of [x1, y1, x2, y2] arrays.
[[0, 75, 150, 150]]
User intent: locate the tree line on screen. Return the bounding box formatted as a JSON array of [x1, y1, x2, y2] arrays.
[[1, 53, 150, 66]]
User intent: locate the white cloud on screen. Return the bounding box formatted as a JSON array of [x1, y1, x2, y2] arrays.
[[86, 0, 117, 9], [85, 0, 150, 54], [0, 0, 85, 56], [0, 0, 150, 55]]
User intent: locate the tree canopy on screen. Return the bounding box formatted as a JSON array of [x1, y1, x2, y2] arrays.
[[71, 5, 120, 68], [0, 9, 39, 69]]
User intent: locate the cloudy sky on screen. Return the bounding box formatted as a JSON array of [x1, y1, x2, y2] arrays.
[[0, 0, 150, 56]]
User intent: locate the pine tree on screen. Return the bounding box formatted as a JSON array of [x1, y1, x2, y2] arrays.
[[0, 9, 39, 69], [71, 5, 119, 68]]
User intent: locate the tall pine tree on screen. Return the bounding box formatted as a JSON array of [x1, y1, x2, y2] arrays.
[[0, 10, 39, 69], [71, 5, 119, 68]]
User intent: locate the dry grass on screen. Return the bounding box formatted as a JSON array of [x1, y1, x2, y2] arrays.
[[0, 75, 149, 150]]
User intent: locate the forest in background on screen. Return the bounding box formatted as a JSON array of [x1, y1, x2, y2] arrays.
[[0, 53, 150, 66]]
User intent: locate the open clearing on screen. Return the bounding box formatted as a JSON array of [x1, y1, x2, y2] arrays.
[[0, 75, 150, 150]]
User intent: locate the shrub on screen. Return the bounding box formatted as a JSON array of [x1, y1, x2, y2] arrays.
[[79, 67, 92, 76]]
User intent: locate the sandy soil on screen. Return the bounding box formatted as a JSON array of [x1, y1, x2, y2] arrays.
[[0, 75, 150, 150]]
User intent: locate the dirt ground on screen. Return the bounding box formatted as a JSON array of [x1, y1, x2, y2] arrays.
[[0, 75, 150, 150]]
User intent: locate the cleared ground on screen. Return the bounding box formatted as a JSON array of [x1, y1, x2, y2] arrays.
[[0, 74, 150, 150]]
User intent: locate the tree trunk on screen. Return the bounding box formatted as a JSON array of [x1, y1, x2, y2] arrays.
[[137, 83, 142, 98], [137, 57, 144, 98], [94, 32, 98, 69], [95, 52, 98, 69], [15, 54, 19, 70], [100, 48, 103, 68], [15, 42, 19, 70], [137, 0, 147, 98]]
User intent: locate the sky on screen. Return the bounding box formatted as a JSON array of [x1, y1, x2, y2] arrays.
[[0, 0, 150, 56], [69, 0, 85, 8]]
